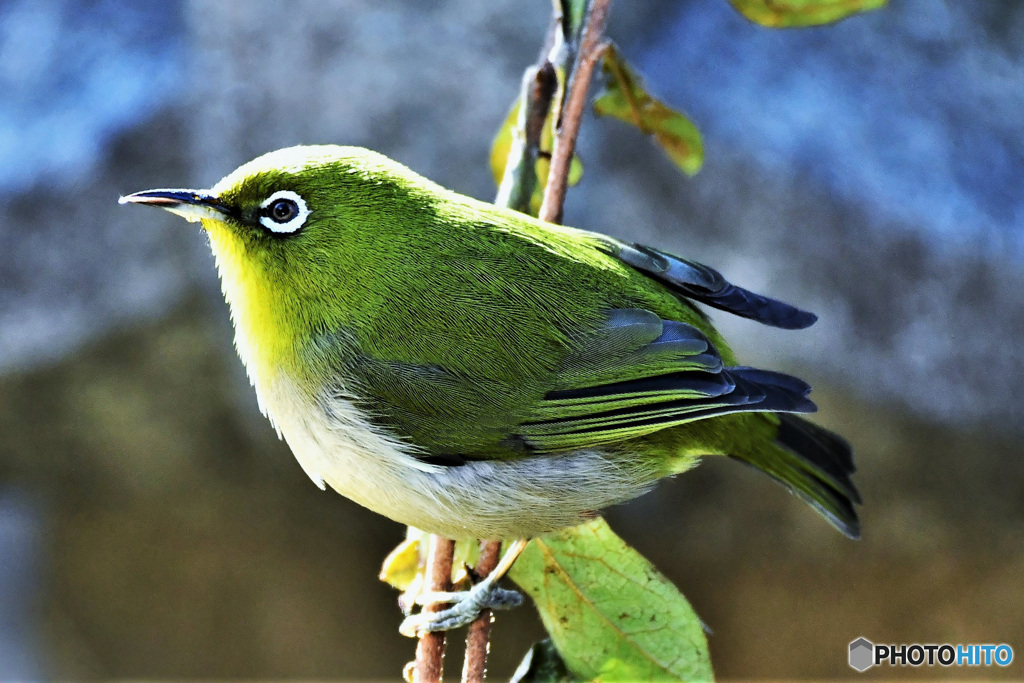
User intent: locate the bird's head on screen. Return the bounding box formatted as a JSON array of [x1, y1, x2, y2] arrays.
[[121, 143, 429, 264], [120, 144, 437, 380]]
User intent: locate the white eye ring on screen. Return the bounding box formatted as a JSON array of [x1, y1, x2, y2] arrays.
[[259, 190, 310, 234]]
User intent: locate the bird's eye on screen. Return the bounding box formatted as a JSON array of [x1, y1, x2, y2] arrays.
[[258, 190, 309, 234], [270, 198, 298, 222]]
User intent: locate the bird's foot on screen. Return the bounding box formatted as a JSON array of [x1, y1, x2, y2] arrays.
[[398, 577, 523, 637]]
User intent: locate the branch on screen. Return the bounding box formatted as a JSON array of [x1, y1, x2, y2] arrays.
[[456, 4, 614, 681], [539, 0, 613, 224], [413, 535, 455, 683], [460, 540, 502, 683], [459, 3, 613, 680], [457, 23, 561, 683], [460, 58, 558, 683]]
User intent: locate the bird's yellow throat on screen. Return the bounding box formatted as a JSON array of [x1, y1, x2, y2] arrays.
[[203, 218, 298, 390]]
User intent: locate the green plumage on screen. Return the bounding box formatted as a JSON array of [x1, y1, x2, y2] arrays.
[[122, 145, 860, 540]]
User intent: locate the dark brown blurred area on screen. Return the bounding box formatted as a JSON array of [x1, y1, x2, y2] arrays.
[[2, 0, 1023, 679]]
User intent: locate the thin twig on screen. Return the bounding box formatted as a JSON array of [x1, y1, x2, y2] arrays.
[[460, 540, 502, 683], [539, 0, 613, 224], [461, 54, 558, 683], [414, 536, 455, 683], [457, 4, 614, 680]]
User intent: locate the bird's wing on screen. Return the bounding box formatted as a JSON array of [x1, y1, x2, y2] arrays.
[[596, 238, 818, 330], [513, 308, 816, 453], [342, 307, 816, 459]]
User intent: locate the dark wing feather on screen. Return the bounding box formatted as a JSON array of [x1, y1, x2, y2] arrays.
[[600, 240, 818, 330], [516, 311, 818, 453]]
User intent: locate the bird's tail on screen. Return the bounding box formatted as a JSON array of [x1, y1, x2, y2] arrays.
[[732, 413, 861, 539]]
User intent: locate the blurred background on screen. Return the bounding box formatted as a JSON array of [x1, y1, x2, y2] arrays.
[[1, 0, 1021, 678]]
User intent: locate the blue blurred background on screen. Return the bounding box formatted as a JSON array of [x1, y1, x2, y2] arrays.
[[1, 0, 1021, 678]]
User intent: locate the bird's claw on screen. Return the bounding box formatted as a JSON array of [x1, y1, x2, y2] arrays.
[[399, 580, 523, 637]]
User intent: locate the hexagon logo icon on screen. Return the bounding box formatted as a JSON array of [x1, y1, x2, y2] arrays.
[[849, 637, 874, 672]]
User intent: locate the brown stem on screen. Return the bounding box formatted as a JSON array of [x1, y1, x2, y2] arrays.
[[460, 540, 502, 683], [539, 0, 613, 224], [413, 536, 455, 683], [457, 7, 614, 681], [461, 57, 557, 683], [449, 5, 613, 681]]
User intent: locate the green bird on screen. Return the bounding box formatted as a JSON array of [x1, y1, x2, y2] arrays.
[[121, 145, 859, 633]]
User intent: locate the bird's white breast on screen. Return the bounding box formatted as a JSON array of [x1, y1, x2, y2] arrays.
[[256, 374, 662, 540]]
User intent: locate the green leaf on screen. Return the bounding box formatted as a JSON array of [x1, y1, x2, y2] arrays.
[[594, 45, 704, 176], [727, 0, 887, 27], [509, 518, 713, 682]]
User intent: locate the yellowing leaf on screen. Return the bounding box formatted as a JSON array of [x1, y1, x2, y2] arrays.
[[728, 0, 887, 27], [594, 45, 704, 176], [379, 537, 422, 591], [490, 101, 521, 187], [509, 518, 713, 682], [491, 96, 584, 216], [379, 531, 482, 594], [452, 536, 482, 587], [567, 155, 584, 186]]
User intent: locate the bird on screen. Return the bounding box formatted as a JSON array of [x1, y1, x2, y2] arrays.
[[121, 144, 859, 634]]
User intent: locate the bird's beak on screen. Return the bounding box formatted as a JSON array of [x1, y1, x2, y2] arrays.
[[118, 189, 232, 224]]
